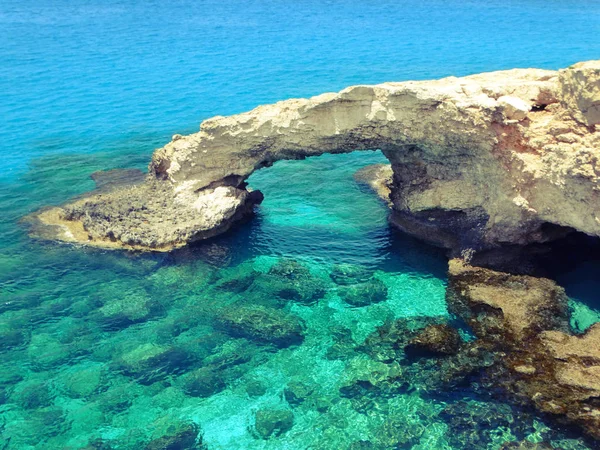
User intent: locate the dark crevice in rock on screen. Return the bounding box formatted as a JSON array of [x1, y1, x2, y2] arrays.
[[201, 174, 247, 191], [461, 226, 599, 277]]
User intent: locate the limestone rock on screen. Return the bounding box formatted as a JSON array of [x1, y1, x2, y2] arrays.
[[497, 95, 531, 121], [353, 164, 393, 205], [558, 60, 600, 126], [31, 179, 262, 251], [447, 259, 569, 342], [447, 259, 600, 440], [28, 60, 600, 254]]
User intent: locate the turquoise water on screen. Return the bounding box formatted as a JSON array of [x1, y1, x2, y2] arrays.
[[1, 0, 600, 448]]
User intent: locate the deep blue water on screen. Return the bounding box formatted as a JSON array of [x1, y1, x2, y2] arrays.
[[1, 0, 600, 449]]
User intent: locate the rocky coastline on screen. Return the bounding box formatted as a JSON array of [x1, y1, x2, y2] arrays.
[[447, 260, 600, 442], [26, 60, 600, 443]]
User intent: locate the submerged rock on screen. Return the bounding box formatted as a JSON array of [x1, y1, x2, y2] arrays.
[[203, 339, 256, 370], [245, 379, 267, 397], [284, 381, 315, 406], [216, 258, 327, 306], [360, 316, 446, 362], [338, 278, 388, 307], [329, 263, 373, 285], [114, 343, 195, 385], [440, 400, 534, 449], [215, 305, 305, 347], [263, 259, 327, 305], [144, 421, 204, 450], [94, 287, 159, 330], [374, 416, 424, 448], [26, 333, 71, 370], [405, 324, 462, 357], [214, 269, 257, 293], [180, 366, 226, 398], [500, 442, 557, 450], [97, 385, 138, 414], [339, 357, 403, 406], [348, 441, 378, 450], [0, 387, 8, 405], [90, 168, 146, 192], [253, 409, 294, 439], [61, 363, 107, 398], [357, 315, 498, 394], [0, 327, 28, 352], [10, 380, 54, 409]]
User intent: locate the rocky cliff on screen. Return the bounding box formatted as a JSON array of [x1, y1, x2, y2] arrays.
[[31, 60, 600, 253]]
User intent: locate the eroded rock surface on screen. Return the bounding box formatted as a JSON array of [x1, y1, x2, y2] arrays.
[[33, 178, 262, 251], [447, 259, 600, 441], [29, 61, 600, 252]]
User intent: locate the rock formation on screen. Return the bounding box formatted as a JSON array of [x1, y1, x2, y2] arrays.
[[24, 61, 600, 442], [29, 60, 600, 254], [447, 259, 600, 441]]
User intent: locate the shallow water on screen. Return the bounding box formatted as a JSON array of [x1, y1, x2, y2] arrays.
[[2, 0, 600, 448]]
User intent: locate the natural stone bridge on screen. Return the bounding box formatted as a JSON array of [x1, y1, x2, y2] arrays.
[[34, 61, 599, 255]]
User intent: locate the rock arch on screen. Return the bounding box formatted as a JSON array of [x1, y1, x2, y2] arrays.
[[32, 61, 600, 253], [27, 60, 600, 442]]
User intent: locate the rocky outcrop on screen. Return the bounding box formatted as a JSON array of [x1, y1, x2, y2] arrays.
[[353, 163, 393, 206], [32, 177, 263, 251], [447, 259, 600, 441], [29, 61, 600, 253]]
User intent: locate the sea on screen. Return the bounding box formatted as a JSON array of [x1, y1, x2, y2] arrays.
[[1, 0, 600, 448]]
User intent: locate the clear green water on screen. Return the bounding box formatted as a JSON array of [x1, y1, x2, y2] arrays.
[[1, 150, 596, 449]]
